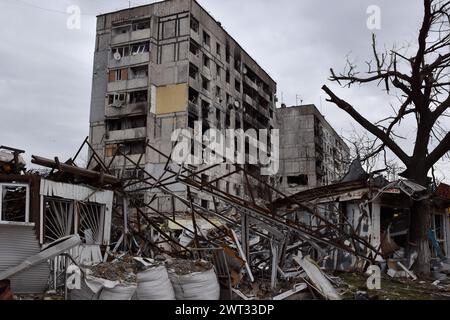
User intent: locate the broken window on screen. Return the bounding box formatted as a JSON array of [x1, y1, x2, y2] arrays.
[[203, 31, 211, 47], [225, 42, 231, 63], [190, 17, 199, 33], [216, 42, 221, 57], [201, 100, 210, 119], [202, 76, 210, 91], [189, 87, 199, 105], [225, 112, 231, 127], [108, 93, 126, 106], [112, 46, 130, 59], [106, 118, 122, 131], [120, 140, 146, 155], [215, 64, 222, 81], [234, 56, 241, 71], [129, 90, 148, 104], [235, 79, 241, 92], [189, 63, 199, 80], [112, 25, 130, 36], [287, 175, 309, 186], [190, 40, 200, 56], [106, 115, 146, 131], [130, 65, 148, 79], [236, 118, 241, 129], [188, 113, 198, 129], [0, 184, 29, 223], [131, 42, 149, 55], [216, 108, 221, 122], [132, 20, 150, 31], [226, 69, 230, 84], [215, 86, 222, 98], [203, 54, 210, 69]]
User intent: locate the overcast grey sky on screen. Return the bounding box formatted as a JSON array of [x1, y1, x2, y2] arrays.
[[0, 0, 448, 181]]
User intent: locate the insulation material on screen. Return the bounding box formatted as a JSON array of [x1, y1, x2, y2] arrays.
[[155, 83, 187, 115], [0, 224, 50, 294], [168, 268, 220, 300], [136, 266, 175, 300]]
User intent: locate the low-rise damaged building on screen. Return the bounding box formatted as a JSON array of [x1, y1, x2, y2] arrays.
[[0, 147, 115, 294], [273, 161, 450, 274]]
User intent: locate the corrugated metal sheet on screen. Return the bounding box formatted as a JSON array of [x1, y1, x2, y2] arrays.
[[0, 224, 50, 294]]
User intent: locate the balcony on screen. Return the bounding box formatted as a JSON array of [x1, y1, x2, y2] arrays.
[[189, 52, 201, 67], [260, 90, 272, 103], [190, 30, 200, 44], [111, 29, 151, 45], [107, 77, 148, 92], [131, 29, 151, 41], [244, 75, 258, 91], [106, 127, 147, 142], [109, 52, 150, 69], [244, 94, 253, 106], [105, 101, 148, 118]]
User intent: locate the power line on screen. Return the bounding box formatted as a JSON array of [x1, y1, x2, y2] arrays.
[[10, 0, 102, 16]]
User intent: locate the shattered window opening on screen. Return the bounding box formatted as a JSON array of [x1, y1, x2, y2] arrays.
[[132, 20, 150, 31], [287, 175, 309, 186], [0, 184, 29, 223]]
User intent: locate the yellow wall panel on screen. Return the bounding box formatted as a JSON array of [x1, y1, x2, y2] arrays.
[[155, 83, 187, 115]]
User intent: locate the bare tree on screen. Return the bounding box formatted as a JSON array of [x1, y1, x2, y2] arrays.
[[344, 129, 405, 177], [322, 0, 450, 275]]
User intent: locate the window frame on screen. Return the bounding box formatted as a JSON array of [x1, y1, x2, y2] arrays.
[[0, 183, 30, 224]]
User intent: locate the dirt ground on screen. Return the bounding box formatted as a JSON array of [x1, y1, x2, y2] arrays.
[[337, 272, 450, 300]]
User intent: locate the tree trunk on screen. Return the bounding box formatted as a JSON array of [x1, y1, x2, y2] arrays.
[[409, 200, 432, 276], [407, 169, 432, 276]]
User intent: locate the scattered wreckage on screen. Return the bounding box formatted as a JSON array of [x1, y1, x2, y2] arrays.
[[0, 142, 449, 300]]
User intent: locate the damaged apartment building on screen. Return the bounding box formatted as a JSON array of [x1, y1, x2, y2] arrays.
[[277, 105, 350, 196], [88, 0, 277, 216]]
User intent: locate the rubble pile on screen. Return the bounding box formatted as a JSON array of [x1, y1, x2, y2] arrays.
[[89, 256, 137, 284]]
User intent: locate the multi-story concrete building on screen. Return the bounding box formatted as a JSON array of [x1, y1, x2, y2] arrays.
[[276, 105, 350, 196], [88, 0, 277, 214]]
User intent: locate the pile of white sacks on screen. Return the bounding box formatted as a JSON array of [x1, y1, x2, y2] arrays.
[[68, 258, 220, 300]]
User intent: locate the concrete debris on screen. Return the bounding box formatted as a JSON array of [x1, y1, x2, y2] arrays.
[[89, 256, 137, 284], [166, 259, 213, 276]]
